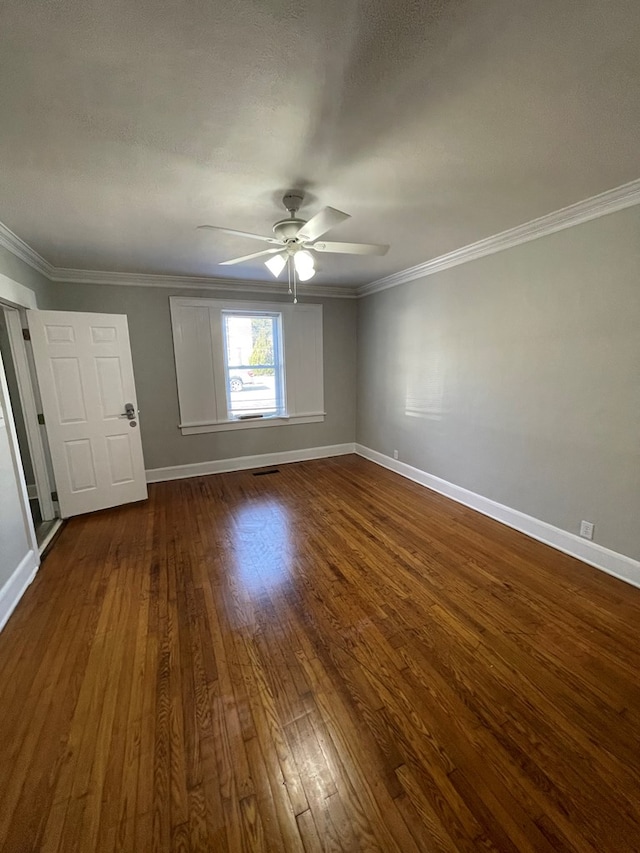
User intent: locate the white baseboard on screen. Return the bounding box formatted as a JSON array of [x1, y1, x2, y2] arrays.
[[0, 549, 40, 634], [146, 442, 356, 484], [356, 444, 640, 590]]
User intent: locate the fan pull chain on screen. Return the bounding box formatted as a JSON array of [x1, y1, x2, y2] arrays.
[[285, 256, 297, 303]]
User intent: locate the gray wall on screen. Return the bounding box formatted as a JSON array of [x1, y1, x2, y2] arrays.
[[51, 283, 357, 470], [357, 205, 640, 562]]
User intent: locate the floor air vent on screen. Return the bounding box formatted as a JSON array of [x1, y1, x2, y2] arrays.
[[253, 469, 280, 477]]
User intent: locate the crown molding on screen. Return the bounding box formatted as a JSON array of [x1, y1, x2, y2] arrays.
[[358, 177, 640, 297], [2, 177, 639, 301], [0, 222, 356, 298], [0, 222, 55, 278], [48, 267, 357, 298]]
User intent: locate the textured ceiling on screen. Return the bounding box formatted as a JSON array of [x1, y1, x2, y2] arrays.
[[0, 0, 639, 287]]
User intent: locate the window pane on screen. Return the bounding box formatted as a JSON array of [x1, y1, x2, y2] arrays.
[[222, 313, 283, 418]]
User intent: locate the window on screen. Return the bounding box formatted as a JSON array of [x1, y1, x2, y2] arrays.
[[222, 311, 284, 420], [170, 297, 324, 434]]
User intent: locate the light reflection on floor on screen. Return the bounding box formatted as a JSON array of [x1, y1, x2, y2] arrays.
[[230, 498, 293, 597]]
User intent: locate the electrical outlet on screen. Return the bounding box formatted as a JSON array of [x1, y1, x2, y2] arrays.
[[579, 520, 594, 540], [393, 449, 399, 460]]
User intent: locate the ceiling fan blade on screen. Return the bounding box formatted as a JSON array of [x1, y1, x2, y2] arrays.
[[296, 207, 350, 242], [198, 225, 281, 244], [220, 248, 283, 266], [309, 240, 389, 256]]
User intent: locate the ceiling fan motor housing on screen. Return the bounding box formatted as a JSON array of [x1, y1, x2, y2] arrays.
[[273, 218, 306, 242]]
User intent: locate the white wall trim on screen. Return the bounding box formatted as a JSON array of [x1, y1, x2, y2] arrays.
[[146, 442, 355, 483], [358, 177, 640, 297], [0, 549, 39, 634], [0, 272, 38, 309], [3, 307, 56, 520], [2, 177, 639, 301], [179, 413, 325, 435], [50, 267, 358, 299], [0, 222, 55, 279], [356, 444, 640, 590], [0, 224, 357, 297]]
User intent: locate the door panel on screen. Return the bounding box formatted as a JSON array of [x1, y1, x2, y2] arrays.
[[95, 357, 125, 419], [27, 310, 147, 517], [51, 358, 87, 422], [106, 434, 135, 484], [65, 439, 97, 491], [45, 324, 75, 344]]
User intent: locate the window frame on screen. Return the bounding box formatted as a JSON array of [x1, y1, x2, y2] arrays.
[[221, 309, 285, 421], [170, 296, 325, 435]]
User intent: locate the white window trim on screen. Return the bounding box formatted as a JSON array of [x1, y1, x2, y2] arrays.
[[179, 412, 326, 435], [221, 308, 285, 420], [170, 296, 324, 435]]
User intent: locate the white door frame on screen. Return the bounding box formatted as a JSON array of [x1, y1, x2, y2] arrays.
[[0, 274, 56, 521], [2, 308, 55, 519], [0, 340, 39, 591]]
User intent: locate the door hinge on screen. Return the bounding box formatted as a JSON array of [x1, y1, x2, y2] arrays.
[[51, 491, 59, 502], [37, 413, 45, 425], [22, 327, 31, 341]]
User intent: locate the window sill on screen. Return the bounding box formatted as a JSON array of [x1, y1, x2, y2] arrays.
[[179, 412, 326, 435]]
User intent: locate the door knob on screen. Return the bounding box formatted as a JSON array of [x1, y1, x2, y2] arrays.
[[119, 402, 136, 419]]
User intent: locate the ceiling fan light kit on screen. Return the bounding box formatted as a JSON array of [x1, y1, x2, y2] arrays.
[[293, 249, 315, 282], [264, 253, 287, 278], [198, 191, 390, 303]]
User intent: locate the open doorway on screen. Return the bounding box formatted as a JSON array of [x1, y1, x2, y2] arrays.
[[0, 305, 59, 547]]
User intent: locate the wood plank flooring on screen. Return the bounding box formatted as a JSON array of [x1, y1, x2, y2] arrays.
[[1, 455, 640, 851]]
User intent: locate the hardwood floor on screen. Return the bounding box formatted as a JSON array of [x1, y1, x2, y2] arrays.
[[1, 455, 640, 852]]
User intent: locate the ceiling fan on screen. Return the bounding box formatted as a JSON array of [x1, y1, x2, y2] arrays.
[[198, 191, 389, 301]]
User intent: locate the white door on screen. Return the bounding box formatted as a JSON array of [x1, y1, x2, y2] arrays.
[[27, 310, 147, 518]]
